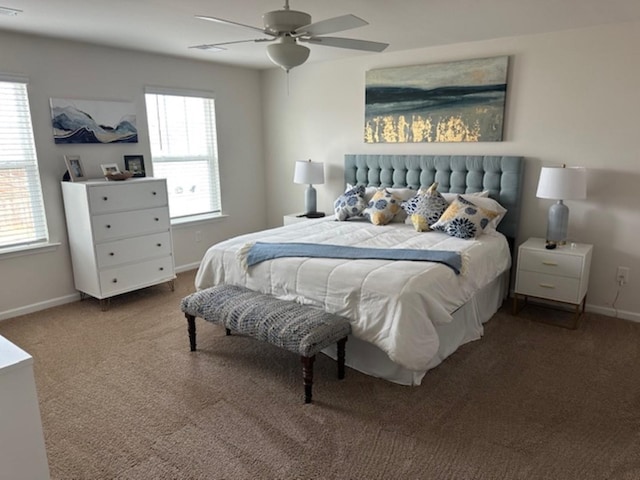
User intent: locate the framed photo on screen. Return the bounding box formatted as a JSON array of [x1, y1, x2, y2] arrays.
[[124, 155, 146, 177], [100, 163, 121, 176], [64, 155, 86, 182]]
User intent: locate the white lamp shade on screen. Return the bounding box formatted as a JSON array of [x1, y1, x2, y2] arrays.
[[293, 160, 324, 185], [536, 166, 587, 200]]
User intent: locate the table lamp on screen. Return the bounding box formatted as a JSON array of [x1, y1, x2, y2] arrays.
[[293, 159, 324, 216], [536, 165, 586, 247]]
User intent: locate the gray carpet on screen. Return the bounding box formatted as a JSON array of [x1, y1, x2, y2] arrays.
[[1, 270, 639, 480]]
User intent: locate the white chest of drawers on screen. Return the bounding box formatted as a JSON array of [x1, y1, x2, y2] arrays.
[[513, 237, 593, 328], [62, 178, 176, 304]]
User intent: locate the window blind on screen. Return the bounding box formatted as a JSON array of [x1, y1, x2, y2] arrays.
[[144, 89, 222, 219], [0, 78, 49, 249]]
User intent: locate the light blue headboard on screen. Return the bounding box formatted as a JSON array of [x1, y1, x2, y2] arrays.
[[344, 154, 524, 243]]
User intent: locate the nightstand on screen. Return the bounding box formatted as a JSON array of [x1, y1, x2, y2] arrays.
[[513, 237, 593, 329], [283, 212, 325, 226]]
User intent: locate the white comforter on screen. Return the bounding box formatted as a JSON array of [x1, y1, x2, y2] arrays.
[[195, 217, 510, 371]]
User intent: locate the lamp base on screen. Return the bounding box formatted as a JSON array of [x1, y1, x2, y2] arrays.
[[546, 200, 569, 245], [304, 185, 317, 214]]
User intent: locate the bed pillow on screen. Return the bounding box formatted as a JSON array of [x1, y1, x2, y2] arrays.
[[401, 183, 448, 232], [334, 185, 367, 221], [363, 189, 402, 225], [431, 195, 499, 239]]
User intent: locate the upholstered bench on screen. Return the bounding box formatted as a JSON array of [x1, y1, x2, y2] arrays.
[[180, 284, 351, 404]]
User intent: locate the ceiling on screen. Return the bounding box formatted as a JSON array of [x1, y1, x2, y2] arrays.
[[2, 0, 640, 70]]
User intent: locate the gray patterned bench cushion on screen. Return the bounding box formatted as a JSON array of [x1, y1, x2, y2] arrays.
[[180, 284, 351, 357]]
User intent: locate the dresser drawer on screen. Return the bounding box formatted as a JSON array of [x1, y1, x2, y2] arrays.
[[88, 181, 167, 214], [516, 271, 582, 304], [92, 207, 170, 242], [96, 232, 172, 268], [99, 256, 174, 297], [519, 249, 583, 278]]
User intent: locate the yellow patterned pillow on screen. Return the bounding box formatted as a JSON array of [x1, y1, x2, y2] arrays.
[[431, 195, 499, 239], [363, 189, 402, 225]]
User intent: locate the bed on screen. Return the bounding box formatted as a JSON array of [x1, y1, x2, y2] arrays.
[[195, 155, 524, 386]]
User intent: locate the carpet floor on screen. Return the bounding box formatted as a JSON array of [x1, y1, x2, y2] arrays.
[[1, 270, 639, 480]]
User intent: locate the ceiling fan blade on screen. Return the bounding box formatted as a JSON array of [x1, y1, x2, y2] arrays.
[[189, 38, 275, 51], [295, 14, 368, 36], [195, 15, 274, 36], [302, 36, 389, 52]]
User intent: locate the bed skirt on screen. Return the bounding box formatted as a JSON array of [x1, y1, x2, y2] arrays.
[[322, 270, 509, 386]]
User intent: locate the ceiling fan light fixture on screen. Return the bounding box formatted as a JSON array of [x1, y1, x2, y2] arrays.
[[267, 38, 310, 71]]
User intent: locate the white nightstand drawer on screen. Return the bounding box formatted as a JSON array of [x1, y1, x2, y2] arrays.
[[516, 271, 581, 303], [519, 250, 583, 278]]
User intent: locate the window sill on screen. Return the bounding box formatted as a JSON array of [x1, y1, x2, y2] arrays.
[[171, 213, 228, 228], [0, 242, 61, 260]]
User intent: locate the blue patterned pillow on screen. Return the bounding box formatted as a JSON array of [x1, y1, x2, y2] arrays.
[[431, 195, 499, 239], [363, 189, 402, 225], [401, 183, 448, 232], [334, 185, 367, 221]]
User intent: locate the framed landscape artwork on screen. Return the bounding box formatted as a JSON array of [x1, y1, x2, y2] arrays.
[[50, 98, 138, 144], [365, 56, 509, 143]]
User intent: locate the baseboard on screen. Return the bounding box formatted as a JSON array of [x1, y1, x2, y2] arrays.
[[0, 293, 81, 322], [175, 262, 200, 274], [586, 304, 640, 323], [1, 265, 199, 322]]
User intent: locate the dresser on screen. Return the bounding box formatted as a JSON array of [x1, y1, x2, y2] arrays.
[[62, 178, 176, 308], [513, 237, 593, 329]]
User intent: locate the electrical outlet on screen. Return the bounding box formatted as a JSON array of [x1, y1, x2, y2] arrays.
[[195, 231, 202, 243], [616, 266, 630, 286]]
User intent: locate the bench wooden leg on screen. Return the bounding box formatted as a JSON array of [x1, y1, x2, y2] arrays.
[[337, 337, 347, 380], [301, 355, 315, 404], [186, 314, 197, 351]]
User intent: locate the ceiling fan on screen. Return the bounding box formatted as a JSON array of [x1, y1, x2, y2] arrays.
[[191, 0, 389, 72]]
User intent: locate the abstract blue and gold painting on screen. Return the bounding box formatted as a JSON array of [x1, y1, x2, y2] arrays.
[[50, 98, 137, 144], [365, 56, 508, 143]]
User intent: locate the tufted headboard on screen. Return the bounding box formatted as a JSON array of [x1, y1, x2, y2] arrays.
[[344, 154, 524, 245]]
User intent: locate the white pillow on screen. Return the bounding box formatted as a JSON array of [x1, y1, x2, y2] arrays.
[[458, 195, 507, 230]]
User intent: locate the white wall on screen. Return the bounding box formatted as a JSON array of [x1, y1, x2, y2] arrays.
[[0, 31, 267, 319], [261, 22, 640, 320]]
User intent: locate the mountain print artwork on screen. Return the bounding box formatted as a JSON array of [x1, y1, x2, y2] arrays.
[[50, 98, 137, 144]]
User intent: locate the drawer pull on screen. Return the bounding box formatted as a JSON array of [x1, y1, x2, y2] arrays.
[[152, 191, 157, 195], [154, 217, 159, 221], [106, 224, 111, 229], [109, 252, 115, 256], [112, 278, 118, 283], [542, 261, 558, 266], [539, 283, 555, 289], [159, 267, 164, 271], [103, 196, 108, 201], [157, 243, 162, 247]]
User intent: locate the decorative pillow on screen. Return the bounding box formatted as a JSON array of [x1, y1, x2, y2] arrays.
[[441, 190, 490, 202], [401, 183, 448, 232], [363, 189, 402, 225], [334, 185, 367, 221], [431, 195, 499, 239]]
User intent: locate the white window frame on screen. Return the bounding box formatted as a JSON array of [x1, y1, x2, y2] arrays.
[[0, 74, 50, 255], [144, 87, 222, 222]]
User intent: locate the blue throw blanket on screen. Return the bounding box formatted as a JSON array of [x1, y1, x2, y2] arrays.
[[240, 242, 463, 274]]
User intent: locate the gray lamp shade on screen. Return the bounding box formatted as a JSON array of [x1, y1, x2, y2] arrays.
[[293, 160, 324, 214], [536, 166, 586, 244]]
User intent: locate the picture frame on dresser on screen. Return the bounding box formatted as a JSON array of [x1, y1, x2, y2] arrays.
[[64, 155, 85, 182], [100, 163, 120, 176], [124, 155, 146, 177]]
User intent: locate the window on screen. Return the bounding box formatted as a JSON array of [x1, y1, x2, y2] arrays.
[[0, 76, 49, 250], [144, 88, 221, 220]]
